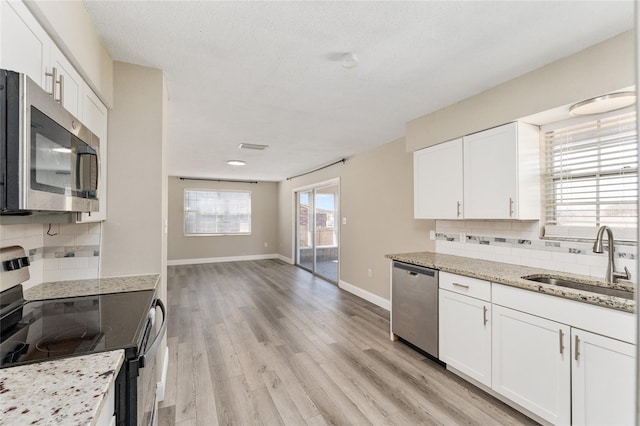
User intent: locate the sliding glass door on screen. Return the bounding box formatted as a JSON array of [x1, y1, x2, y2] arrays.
[[295, 182, 339, 283]]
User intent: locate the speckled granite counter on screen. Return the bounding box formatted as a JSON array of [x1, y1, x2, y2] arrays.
[[386, 252, 635, 313], [24, 274, 160, 300], [0, 350, 124, 425]]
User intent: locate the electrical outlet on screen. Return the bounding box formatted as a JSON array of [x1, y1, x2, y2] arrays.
[[367, 269, 372, 278], [342, 217, 347, 225], [264, 242, 268, 247], [429, 230, 436, 240]]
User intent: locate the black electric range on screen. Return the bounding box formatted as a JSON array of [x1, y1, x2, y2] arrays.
[[0, 286, 155, 367], [0, 246, 166, 426]]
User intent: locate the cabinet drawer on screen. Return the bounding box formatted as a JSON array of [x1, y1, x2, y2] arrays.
[[439, 272, 491, 301]]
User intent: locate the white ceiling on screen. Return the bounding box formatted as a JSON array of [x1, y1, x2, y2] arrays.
[[84, 1, 634, 182]]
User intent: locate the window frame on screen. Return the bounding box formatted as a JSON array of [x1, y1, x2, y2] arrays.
[[541, 110, 638, 243], [183, 188, 252, 237]]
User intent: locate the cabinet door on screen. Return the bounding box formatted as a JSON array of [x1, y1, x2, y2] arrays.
[[492, 305, 570, 425], [463, 123, 518, 219], [77, 83, 108, 223], [414, 139, 463, 219], [439, 289, 491, 387], [0, 0, 50, 87], [572, 329, 635, 426], [50, 44, 83, 117]]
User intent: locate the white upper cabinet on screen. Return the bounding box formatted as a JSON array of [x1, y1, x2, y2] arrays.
[[463, 122, 540, 219], [77, 82, 108, 223], [414, 139, 463, 219], [1, 1, 82, 117], [49, 44, 83, 118], [0, 0, 50, 86], [413, 122, 540, 220]]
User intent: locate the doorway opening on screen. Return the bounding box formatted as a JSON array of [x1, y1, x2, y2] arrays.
[[295, 180, 339, 283]]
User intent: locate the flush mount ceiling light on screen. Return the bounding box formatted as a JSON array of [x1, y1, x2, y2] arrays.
[[227, 160, 246, 166], [569, 91, 636, 116], [239, 143, 269, 150], [341, 52, 358, 69]]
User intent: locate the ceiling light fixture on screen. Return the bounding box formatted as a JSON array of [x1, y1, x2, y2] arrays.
[[227, 160, 246, 166], [341, 52, 358, 69], [569, 91, 636, 116], [239, 143, 269, 150]]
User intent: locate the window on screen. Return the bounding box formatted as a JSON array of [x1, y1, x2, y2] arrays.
[[543, 112, 637, 241], [184, 189, 251, 235]]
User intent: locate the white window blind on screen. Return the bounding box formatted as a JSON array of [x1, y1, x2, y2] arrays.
[[184, 189, 251, 235], [543, 112, 637, 241]]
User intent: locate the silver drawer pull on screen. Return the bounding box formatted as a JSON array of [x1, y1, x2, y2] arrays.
[[574, 335, 580, 361], [407, 271, 418, 276], [483, 306, 488, 325], [559, 329, 565, 354], [452, 282, 469, 289]]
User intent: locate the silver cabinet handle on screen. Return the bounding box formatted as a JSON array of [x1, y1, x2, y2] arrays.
[[452, 282, 469, 289], [574, 335, 580, 361], [45, 67, 58, 98], [57, 74, 64, 105], [407, 271, 418, 276], [509, 197, 514, 217], [559, 329, 565, 354], [483, 306, 488, 325], [456, 201, 461, 218]]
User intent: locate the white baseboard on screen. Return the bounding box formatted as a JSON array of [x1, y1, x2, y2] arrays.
[[277, 254, 294, 264], [156, 346, 169, 402], [168, 254, 279, 266], [339, 280, 390, 311]]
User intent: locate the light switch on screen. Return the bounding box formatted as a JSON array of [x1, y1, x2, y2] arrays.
[[342, 217, 347, 225]]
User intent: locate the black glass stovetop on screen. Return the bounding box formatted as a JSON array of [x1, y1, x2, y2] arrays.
[[0, 290, 155, 368]]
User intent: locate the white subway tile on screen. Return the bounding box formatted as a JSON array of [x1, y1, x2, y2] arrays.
[[44, 234, 75, 248], [43, 258, 60, 271], [60, 223, 89, 235], [58, 257, 89, 270], [74, 269, 99, 280], [75, 233, 100, 246]]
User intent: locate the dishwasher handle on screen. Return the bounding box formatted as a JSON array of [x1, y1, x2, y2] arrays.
[[393, 261, 437, 277]]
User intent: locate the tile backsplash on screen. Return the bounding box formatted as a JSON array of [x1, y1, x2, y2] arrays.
[[0, 222, 101, 290], [434, 220, 637, 281]]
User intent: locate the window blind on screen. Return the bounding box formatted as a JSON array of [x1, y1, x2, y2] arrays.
[[184, 189, 251, 235], [543, 112, 638, 241]]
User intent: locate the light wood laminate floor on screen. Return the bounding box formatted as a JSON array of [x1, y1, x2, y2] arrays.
[[158, 260, 537, 426]]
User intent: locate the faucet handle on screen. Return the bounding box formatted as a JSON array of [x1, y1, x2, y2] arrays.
[[613, 266, 631, 282]]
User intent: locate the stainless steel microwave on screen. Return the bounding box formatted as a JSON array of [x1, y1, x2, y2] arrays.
[[0, 69, 100, 214]]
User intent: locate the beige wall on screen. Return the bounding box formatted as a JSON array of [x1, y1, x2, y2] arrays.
[[407, 31, 635, 151], [25, 0, 114, 106], [101, 62, 166, 280], [168, 177, 279, 262], [278, 138, 433, 300]]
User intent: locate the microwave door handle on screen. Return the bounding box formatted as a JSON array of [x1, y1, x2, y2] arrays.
[[139, 299, 167, 368], [76, 151, 98, 194]]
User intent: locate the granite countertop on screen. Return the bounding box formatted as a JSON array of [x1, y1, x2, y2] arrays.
[[24, 274, 160, 300], [0, 350, 124, 426], [386, 251, 635, 313]]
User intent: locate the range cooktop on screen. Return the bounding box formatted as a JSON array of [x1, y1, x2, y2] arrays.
[[0, 290, 155, 368]]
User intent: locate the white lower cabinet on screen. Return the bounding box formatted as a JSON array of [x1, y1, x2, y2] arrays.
[[439, 289, 491, 387], [491, 304, 571, 425], [571, 329, 635, 426]]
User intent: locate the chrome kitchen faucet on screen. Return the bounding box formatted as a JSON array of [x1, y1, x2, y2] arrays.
[[592, 225, 630, 283]]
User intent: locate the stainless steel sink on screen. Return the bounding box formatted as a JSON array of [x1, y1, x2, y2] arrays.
[[522, 275, 634, 300]]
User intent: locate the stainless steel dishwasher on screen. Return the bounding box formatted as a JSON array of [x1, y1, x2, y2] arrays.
[[392, 261, 439, 359]]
